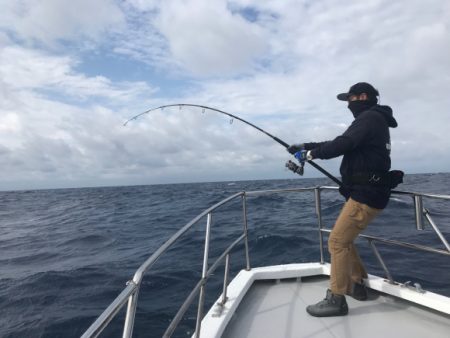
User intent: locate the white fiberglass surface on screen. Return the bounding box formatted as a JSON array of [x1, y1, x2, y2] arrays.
[[221, 276, 450, 338]]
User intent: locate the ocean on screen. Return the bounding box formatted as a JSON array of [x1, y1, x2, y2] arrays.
[[1, 173, 449, 337]]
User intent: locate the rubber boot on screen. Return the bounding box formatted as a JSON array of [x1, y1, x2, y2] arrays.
[[306, 289, 348, 317], [350, 281, 368, 301]]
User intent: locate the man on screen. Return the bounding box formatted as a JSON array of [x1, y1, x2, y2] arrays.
[[288, 82, 398, 317]]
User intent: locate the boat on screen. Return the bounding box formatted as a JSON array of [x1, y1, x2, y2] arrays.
[[81, 185, 450, 337]]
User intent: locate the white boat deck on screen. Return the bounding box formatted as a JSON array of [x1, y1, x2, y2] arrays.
[[221, 276, 450, 338]]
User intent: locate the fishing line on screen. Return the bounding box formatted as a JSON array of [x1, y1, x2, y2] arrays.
[[124, 103, 342, 186]]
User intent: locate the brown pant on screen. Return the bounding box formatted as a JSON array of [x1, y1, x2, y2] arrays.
[[328, 198, 381, 295]]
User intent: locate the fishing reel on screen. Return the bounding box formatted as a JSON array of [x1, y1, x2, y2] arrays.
[[286, 160, 304, 175], [285, 151, 306, 176]]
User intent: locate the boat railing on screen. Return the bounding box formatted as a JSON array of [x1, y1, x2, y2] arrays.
[[311, 187, 450, 285], [81, 186, 450, 338], [81, 190, 251, 338]]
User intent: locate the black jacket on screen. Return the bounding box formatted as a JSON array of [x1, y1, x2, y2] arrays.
[[304, 104, 397, 209]]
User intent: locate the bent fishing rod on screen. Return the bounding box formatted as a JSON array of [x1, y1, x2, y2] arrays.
[[124, 103, 342, 186]]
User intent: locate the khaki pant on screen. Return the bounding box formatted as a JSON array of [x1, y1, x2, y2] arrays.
[[328, 198, 381, 295]]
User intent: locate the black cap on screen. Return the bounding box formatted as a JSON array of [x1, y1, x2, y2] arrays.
[[337, 82, 379, 101]]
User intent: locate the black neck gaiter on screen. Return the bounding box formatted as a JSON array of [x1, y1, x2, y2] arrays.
[[348, 100, 376, 118]]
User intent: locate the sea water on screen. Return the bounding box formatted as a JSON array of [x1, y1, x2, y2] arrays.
[[1, 174, 449, 337]]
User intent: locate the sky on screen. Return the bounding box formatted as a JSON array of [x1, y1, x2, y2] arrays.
[[0, 0, 449, 191]]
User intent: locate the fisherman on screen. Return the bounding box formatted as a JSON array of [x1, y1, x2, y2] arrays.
[[288, 82, 399, 317]]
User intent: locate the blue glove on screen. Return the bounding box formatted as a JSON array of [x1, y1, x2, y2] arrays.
[[287, 143, 304, 154]]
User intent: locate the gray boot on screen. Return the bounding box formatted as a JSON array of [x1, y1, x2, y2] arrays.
[[306, 289, 348, 317], [350, 281, 368, 301]]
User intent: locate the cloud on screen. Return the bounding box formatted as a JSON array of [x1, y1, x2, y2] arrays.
[[0, 46, 156, 102], [126, 0, 161, 12], [0, 44, 158, 189], [0, 0, 124, 45], [156, 0, 267, 76], [112, 0, 269, 76]]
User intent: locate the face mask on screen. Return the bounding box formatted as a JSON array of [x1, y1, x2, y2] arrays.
[[348, 100, 372, 117]]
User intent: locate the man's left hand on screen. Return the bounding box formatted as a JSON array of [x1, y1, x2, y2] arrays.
[[287, 143, 305, 154]]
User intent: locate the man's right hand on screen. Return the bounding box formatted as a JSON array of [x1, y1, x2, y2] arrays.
[[287, 143, 305, 154]]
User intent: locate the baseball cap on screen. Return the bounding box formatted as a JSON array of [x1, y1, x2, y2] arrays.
[[337, 82, 379, 101]]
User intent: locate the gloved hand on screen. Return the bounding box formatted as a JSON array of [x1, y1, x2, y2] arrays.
[[287, 143, 305, 154]]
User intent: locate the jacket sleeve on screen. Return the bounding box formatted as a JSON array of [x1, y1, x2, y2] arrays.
[[310, 136, 353, 159], [303, 142, 328, 150], [310, 112, 375, 159]]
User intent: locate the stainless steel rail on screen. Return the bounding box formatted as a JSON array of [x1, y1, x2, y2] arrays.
[[316, 186, 450, 282], [163, 233, 246, 338], [82, 192, 247, 338], [81, 282, 138, 338], [81, 186, 450, 338]]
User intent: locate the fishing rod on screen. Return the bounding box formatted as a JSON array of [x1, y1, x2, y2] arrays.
[[124, 103, 342, 186]]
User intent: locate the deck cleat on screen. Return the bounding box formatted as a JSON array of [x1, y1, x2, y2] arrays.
[[403, 281, 426, 293]]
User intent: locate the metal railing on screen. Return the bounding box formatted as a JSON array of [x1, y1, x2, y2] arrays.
[[81, 186, 450, 338], [314, 187, 450, 285], [81, 191, 251, 338]]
